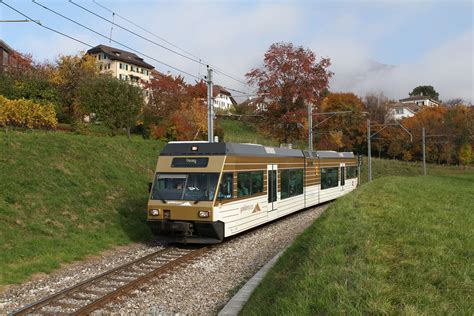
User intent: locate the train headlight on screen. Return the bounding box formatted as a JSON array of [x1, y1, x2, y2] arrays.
[[198, 210, 209, 218], [149, 209, 160, 216]]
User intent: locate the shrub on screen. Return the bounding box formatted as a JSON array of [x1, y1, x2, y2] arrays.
[[0, 95, 57, 129]]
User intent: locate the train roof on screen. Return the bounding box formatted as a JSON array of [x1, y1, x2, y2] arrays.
[[161, 142, 355, 159]]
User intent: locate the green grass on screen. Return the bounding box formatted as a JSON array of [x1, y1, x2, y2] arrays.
[[0, 130, 164, 285], [219, 119, 278, 146], [241, 170, 474, 314]]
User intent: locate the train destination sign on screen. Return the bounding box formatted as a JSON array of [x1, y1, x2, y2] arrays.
[[171, 157, 209, 168]]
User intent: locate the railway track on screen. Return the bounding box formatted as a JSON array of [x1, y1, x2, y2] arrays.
[[12, 246, 209, 315]]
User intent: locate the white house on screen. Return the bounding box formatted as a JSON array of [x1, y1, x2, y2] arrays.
[[86, 45, 154, 92], [387, 102, 420, 120], [399, 95, 440, 107], [213, 85, 237, 111]]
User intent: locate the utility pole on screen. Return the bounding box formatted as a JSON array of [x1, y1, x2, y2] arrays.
[[206, 66, 214, 143], [367, 119, 372, 182], [422, 127, 426, 176], [307, 103, 313, 151]]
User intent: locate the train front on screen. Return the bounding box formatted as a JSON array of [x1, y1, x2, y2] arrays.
[[146, 142, 226, 244]]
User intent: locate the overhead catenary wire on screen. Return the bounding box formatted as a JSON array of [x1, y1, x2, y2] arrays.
[[0, 0, 92, 47], [92, 0, 202, 62], [31, 0, 201, 80], [78, 0, 249, 87]]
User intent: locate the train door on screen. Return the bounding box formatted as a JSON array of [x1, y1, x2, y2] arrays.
[[340, 163, 345, 191], [267, 164, 278, 215]]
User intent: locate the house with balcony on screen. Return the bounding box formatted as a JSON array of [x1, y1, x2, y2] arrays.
[[86, 45, 154, 90]]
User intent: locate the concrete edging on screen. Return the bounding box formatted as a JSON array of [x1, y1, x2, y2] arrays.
[[218, 249, 285, 316]]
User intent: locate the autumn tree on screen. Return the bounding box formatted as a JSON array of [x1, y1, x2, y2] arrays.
[[52, 53, 98, 126], [409, 85, 439, 100], [144, 73, 208, 141], [364, 92, 391, 123], [79, 75, 144, 137], [318, 93, 367, 152], [246, 42, 332, 144], [458, 143, 473, 168]]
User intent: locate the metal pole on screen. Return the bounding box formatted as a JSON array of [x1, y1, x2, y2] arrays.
[[422, 127, 426, 176], [367, 119, 372, 182], [308, 103, 312, 151], [207, 66, 213, 143]]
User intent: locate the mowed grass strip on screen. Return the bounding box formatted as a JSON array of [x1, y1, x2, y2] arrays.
[[241, 173, 474, 314], [0, 131, 164, 285]]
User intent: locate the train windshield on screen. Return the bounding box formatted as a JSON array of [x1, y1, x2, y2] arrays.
[[151, 173, 219, 202]]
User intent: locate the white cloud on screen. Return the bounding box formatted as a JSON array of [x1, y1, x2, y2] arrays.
[[330, 30, 473, 102]]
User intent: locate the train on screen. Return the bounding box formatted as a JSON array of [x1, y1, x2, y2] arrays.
[[146, 141, 358, 244]]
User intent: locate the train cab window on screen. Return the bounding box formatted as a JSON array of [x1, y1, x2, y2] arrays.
[[151, 173, 219, 201], [321, 167, 339, 189], [281, 169, 303, 199], [237, 171, 264, 197], [218, 173, 233, 199]]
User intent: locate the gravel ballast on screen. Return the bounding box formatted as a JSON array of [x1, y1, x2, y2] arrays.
[[1, 204, 328, 315]]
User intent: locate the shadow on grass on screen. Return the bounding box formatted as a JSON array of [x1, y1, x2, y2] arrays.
[[116, 194, 154, 243]]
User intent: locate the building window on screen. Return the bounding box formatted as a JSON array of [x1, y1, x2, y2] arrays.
[[218, 173, 233, 199], [321, 167, 339, 190], [281, 169, 303, 199], [395, 108, 403, 115], [125, 64, 128, 71], [237, 171, 264, 197], [119, 63, 123, 70]]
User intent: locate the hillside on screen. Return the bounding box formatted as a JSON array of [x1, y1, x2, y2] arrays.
[[0, 131, 163, 285], [242, 171, 474, 314]]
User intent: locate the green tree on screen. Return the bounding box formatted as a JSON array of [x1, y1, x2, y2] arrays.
[[409, 85, 439, 100], [79, 75, 144, 138], [458, 143, 472, 168]]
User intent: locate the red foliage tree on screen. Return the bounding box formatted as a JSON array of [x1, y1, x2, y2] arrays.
[[144, 73, 208, 141], [246, 42, 332, 144]]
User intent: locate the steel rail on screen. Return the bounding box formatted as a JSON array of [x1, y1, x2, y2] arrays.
[[12, 246, 209, 315]]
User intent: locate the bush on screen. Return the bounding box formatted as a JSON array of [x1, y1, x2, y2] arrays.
[[0, 95, 57, 129]]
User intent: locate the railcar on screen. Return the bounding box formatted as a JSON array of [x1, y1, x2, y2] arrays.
[[146, 142, 358, 244]]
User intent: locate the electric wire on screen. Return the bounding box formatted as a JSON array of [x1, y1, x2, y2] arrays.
[[0, 0, 92, 47], [31, 0, 201, 80], [92, 0, 202, 62], [78, 0, 249, 87]]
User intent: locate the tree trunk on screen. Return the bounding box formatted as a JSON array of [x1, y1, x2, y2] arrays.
[[127, 127, 131, 139]]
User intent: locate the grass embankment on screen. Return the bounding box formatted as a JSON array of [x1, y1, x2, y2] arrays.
[[0, 131, 164, 285], [242, 171, 474, 314], [218, 119, 278, 146]]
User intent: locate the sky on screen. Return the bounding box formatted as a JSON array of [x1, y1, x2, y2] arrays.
[[1, 0, 473, 102]]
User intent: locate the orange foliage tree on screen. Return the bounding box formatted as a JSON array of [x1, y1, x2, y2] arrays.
[[317, 93, 367, 151]]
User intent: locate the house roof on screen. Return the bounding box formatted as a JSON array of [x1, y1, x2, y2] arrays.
[[390, 102, 421, 114], [399, 95, 439, 103], [86, 44, 154, 69], [213, 85, 237, 104], [0, 39, 17, 54]]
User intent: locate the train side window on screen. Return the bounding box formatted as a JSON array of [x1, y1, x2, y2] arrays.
[[346, 166, 357, 179], [321, 167, 339, 189], [237, 172, 251, 197], [281, 169, 303, 199], [251, 171, 263, 193], [218, 173, 233, 199]]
